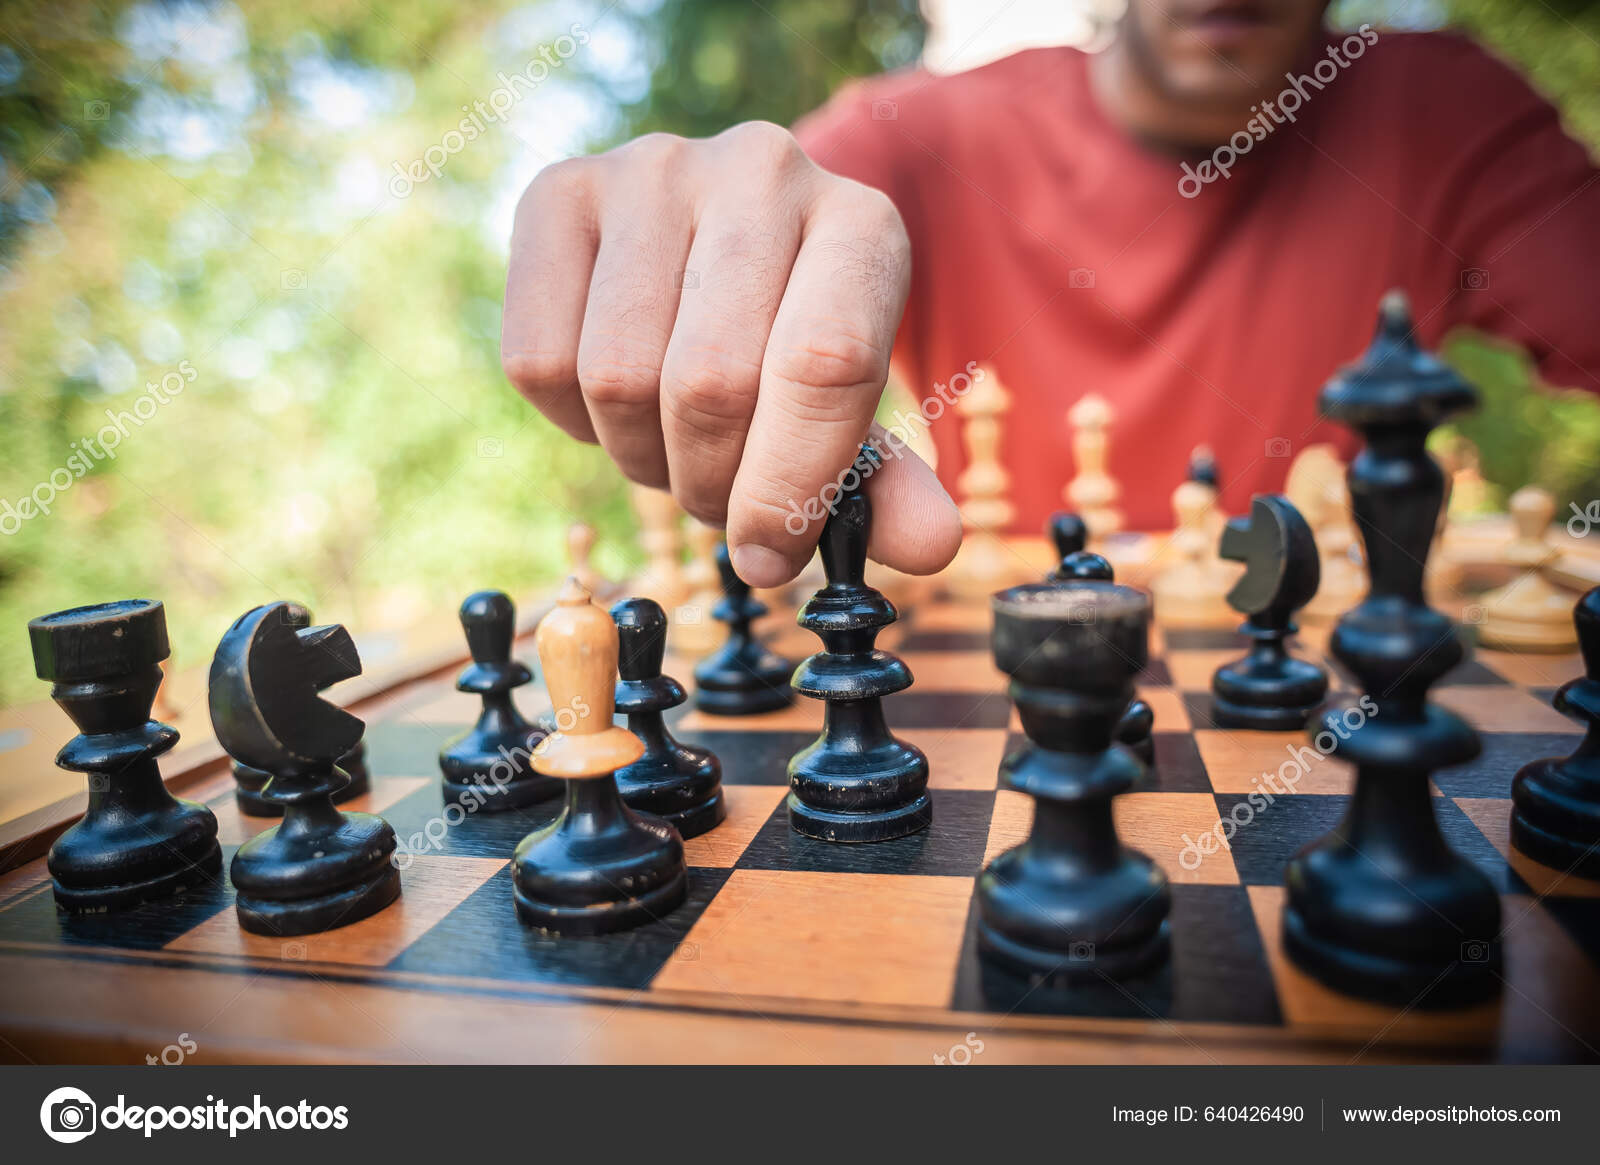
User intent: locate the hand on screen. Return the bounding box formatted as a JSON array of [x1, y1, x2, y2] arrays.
[[501, 121, 962, 587]]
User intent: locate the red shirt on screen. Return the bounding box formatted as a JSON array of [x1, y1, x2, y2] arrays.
[[795, 34, 1600, 532]]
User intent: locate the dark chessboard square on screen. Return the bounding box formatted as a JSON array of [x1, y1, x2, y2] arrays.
[[0, 848, 236, 951], [1538, 897, 1600, 968], [388, 865, 730, 990], [900, 630, 989, 653], [1216, 793, 1516, 892], [1441, 658, 1511, 686], [736, 788, 995, 877], [1530, 687, 1563, 709], [1182, 692, 1228, 732], [885, 690, 1011, 730], [674, 729, 818, 786], [382, 782, 563, 860], [1137, 658, 1173, 687], [948, 884, 1280, 1025], [1430, 733, 1585, 798], [364, 720, 461, 777], [1003, 731, 1209, 793], [1163, 629, 1245, 652]]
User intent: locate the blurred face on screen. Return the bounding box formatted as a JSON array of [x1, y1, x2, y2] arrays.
[[1124, 0, 1332, 106]]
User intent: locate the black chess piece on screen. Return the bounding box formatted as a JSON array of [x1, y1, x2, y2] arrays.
[[513, 581, 686, 934], [612, 597, 726, 839], [1511, 586, 1600, 878], [980, 581, 1170, 982], [1043, 550, 1155, 764], [692, 542, 795, 715], [788, 455, 930, 842], [234, 742, 368, 816], [1046, 511, 1088, 580], [28, 600, 222, 912], [209, 602, 401, 936], [439, 591, 558, 811], [233, 604, 370, 816], [1210, 494, 1328, 731], [1283, 292, 1501, 1008], [1188, 444, 1220, 489]]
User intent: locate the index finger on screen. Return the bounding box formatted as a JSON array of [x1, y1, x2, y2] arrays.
[[725, 185, 911, 586]]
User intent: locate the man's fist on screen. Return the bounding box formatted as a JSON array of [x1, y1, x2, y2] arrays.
[[501, 120, 961, 587]]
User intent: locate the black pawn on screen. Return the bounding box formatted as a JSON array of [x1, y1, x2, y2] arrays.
[[1046, 549, 1155, 765], [210, 602, 401, 936], [981, 581, 1170, 982], [788, 453, 930, 842], [1210, 495, 1328, 730], [692, 542, 795, 714], [28, 600, 221, 912], [1283, 292, 1500, 1007], [612, 597, 726, 839], [439, 591, 558, 811], [1512, 586, 1600, 878], [1046, 511, 1088, 580], [1188, 445, 1220, 489], [512, 582, 685, 934]]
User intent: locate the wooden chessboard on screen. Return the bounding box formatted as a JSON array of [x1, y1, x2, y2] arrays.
[[1, 539, 1597, 1065]]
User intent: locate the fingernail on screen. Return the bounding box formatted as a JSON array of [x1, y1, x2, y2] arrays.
[[730, 543, 789, 589]]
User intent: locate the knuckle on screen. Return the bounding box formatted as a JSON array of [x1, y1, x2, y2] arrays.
[[613, 131, 689, 172], [767, 328, 886, 397], [502, 349, 574, 402], [717, 120, 806, 171], [521, 157, 594, 210], [577, 357, 660, 408], [663, 352, 760, 429]]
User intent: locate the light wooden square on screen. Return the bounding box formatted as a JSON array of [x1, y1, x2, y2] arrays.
[[652, 869, 973, 1007], [1194, 730, 1354, 796], [1475, 650, 1583, 689], [983, 789, 1239, 884], [1434, 686, 1577, 733], [683, 785, 787, 868]]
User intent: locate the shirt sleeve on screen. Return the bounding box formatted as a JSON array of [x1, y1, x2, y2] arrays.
[[1422, 38, 1600, 395]]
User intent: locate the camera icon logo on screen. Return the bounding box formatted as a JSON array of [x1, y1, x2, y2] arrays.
[[676, 269, 700, 291], [477, 436, 504, 458], [40, 1086, 97, 1143], [1265, 436, 1292, 458], [1459, 268, 1490, 291], [1068, 267, 1095, 289], [1067, 940, 1096, 962], [280, 268, 308, 291], [871, 100, 898, 121], [84, 100, 110, 122], [1460, 940, 1491, 964], [1068, 604, 1096, 626]]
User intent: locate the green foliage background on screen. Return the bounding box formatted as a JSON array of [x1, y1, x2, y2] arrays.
[[0, 0, 1595, 706]]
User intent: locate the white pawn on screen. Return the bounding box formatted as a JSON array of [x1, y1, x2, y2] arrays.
[[1477, 486, 1578, 651], [566, 522, 601, 595], [672, 522, 723, 655], [950, 367, 1021, 597], [1064, 394, 1122, 542], [630, 484, 688, 609], [1150, 480, 1235, 627]]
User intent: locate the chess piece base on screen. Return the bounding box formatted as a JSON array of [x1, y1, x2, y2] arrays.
[[48, 798, 221, 914], [1283, 837, 1501, 1008], [787, 734, 931, 842], [231, 810, 402, 936], [615, 747, 726, 840], [512, 783, 686, 935], [785, 789, 932, 843], [439, 730, 560, 811], [693, 640, 794, 716], [692, 681, 793, 716], [1211, 655, 1328, 732], [1511, 759, 1600, 880], [978, 850, 1171, 983], [1282, 901, 1500, 1009]]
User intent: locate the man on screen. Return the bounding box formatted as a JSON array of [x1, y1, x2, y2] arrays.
[[500, 0, 1600, 588]]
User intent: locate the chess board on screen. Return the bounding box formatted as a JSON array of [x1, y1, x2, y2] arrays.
[[1, 547, 1597, 1065]]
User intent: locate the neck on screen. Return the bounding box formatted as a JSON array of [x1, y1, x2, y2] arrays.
[[1088, 30, 1261, 152]]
